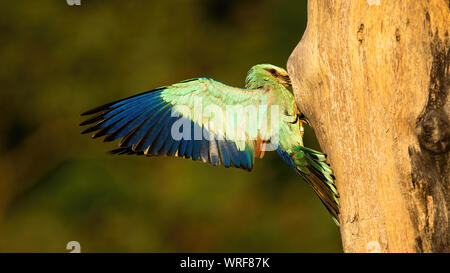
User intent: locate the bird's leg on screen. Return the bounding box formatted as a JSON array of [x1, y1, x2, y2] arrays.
[[299, 120, 305, 137], [294, 105, 310, 137]]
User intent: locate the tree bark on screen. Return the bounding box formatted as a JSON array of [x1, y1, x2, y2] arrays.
[[287, 0, 449, 253]]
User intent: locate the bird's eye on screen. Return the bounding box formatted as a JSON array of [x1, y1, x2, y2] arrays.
[[269, 69, 277, 75]]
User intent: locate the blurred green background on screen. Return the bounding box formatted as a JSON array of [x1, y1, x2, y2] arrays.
[[0, 0, 341, 252]]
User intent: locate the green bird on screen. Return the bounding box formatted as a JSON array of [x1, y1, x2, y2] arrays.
[[80, 64, 339, 224]]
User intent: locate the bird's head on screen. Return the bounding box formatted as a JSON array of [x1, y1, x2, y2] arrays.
[[245, 64, 291, 89]]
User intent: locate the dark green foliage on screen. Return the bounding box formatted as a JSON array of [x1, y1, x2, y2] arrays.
[[0, 0, 341, 252]]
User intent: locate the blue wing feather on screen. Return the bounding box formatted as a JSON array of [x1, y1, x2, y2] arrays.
[[217, 140, 231, 167], [121, 105, 171, 148], [226, 141, 241, 168], [81, 82, 257, 171]]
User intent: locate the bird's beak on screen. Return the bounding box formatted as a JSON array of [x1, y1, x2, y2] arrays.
[[280, 74, 291, 87]]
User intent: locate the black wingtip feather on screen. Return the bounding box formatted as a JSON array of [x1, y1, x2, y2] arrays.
[[92, 122, 116, 139], [109, 148, 127, 154], [108, 147, 144, 156], [81, 102, 115, 116], [81, 118, 110, 135], [81, 126, 101, 134], [103, 131, 123, 142], [79, 115, 106, 126]]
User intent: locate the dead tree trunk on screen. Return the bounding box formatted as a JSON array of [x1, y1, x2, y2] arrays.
[[287, 0, 449, 252]]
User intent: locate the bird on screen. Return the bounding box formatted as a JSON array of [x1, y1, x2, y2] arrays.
[[80, 64, 340, 225]]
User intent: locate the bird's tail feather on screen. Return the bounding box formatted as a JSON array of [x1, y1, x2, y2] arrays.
[[292, 146, 340, 225]]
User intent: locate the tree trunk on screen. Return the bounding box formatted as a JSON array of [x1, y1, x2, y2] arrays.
[[287, 0, 449, 253]]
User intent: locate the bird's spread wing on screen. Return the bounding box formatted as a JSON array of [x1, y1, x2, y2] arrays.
[[80, 78, 276, 171]]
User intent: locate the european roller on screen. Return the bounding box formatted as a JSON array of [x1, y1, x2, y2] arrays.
[[80, 64, 340, 224]]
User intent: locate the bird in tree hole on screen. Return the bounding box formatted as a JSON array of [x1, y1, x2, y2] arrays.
[[80, 64, 340, 225]]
